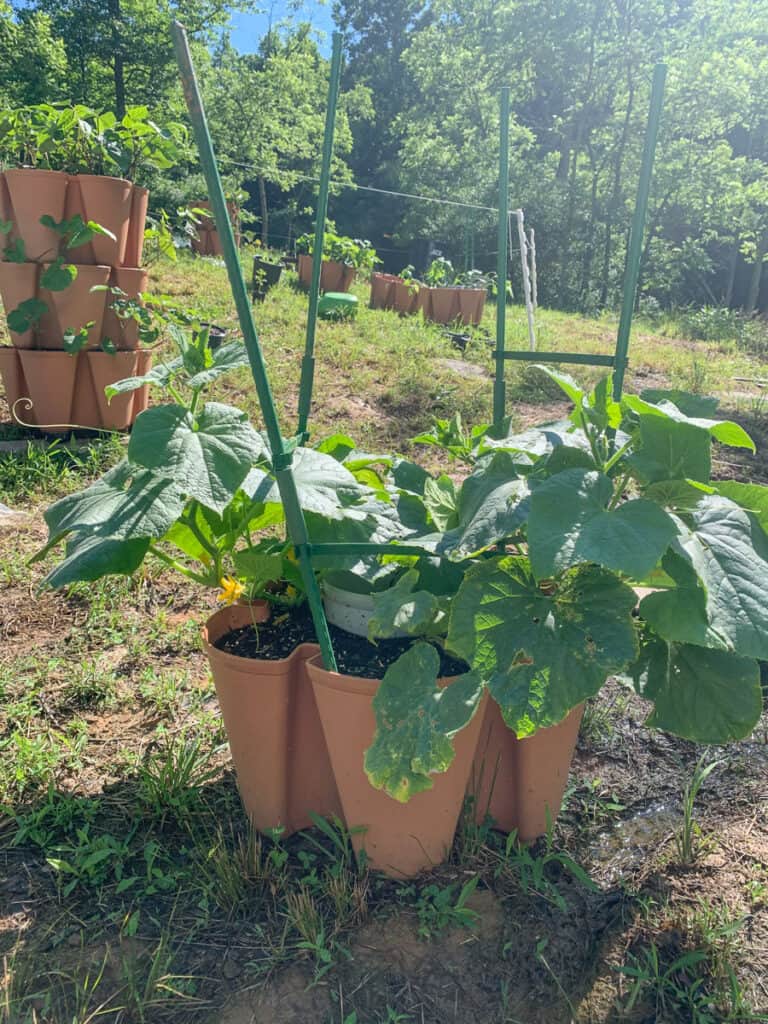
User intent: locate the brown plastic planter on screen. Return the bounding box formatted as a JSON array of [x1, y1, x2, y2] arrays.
[[132, 350, 152, 418], [470, 700, 584, 841], [17, 350, 77, 432], [416, 285, 432, 318], [392, 280, 417, 315], [38, 264, 110, 350], [203, 604, 341, 835], [0, 347, 35, 425], [307, 655, 486, 877], [102, 267, 149, 350], [0, 261, 39, 348], [457, 288, 486, 327], [370, 273, 400, 310], [124, 186, 149, 268], [76, 175, 133, 267], [87, 351, 141, 430], [71, 353, 102, 430], [3, 168, 68, 260], [297, 255, 355, 293], [429, 286, 461, 324]]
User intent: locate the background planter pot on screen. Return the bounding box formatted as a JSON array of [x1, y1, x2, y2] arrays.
[[370, 272, 400, 310], [471, 701, 584, 841], [457, 288, 486, 327], [392, 280, 418, 315], [428, 287, 461, 324], [190, 200, 240, 257], [252, 257, 283, 302], [307, 655, 486, 877], [322, 580, 375, 637], [416, 285, 432, 318], [203, 603, 341, 835], [3, 168, 67, 259], [0, 261, 39, 348], [124, 186, 149, 268], [297, 254, 355, 293]]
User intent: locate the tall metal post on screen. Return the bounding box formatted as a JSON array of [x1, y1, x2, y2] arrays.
[[493, 87, 511, 429], [613, 63, 667, 401], [171, 21, 338, 671], [297, 32, 343, 440]]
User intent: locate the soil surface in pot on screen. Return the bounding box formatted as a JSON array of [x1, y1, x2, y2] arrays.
[[214, 601, 469, 678]]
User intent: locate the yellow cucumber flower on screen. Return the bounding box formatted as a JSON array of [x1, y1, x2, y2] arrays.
[[217, 576, 245, 605]]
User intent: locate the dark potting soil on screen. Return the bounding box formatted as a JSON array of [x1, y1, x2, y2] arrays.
[[213, 602, 469, 679]]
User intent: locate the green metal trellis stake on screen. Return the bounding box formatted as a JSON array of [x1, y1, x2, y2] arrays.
[[612, 62, 667, 402], [170, 21, 338, 672], [297, 32, 344, 442], [493, 86, 511, 429]]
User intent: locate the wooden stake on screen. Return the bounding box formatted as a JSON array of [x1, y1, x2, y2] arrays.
[[516, 209, 536, 350]]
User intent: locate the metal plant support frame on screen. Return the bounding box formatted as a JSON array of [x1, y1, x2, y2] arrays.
[[172, 20, 666, 673], [492, 63, 667, 428]]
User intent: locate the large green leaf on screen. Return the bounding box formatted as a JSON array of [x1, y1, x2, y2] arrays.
[[105, 357, 184, 398], [673, 496, 768, 659], [628, 415, 712, 483], [43, 534, 150, 589], [186, 341, 250, 389], [423, 475, 458, 531], [623, 394, 754, 451], [435, 451, 530, 559], [528, 468, 676, 579], [629, 637, 762, 743], [714, 481, 768, 532], [368, 570, 443, 640], [364, 642, 484, 802], [638, 552, 729, 650], [447, 558, 637, 736], [128, 402, 264, 513], [42, 461, 186, 544], [252, 448, 370, 519], [639, 389, 719, 418]]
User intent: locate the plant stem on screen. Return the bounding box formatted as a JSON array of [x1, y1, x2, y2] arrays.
[[604, 438, 634, 474], [608, 470, 632, 510], [148, 545, 211, 585]]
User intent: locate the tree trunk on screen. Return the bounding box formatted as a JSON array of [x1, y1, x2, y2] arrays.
[[259, 176, 269, 248], [745, 232, 767, 315], [108, 0, 126, 118], [724, 242, 739, 306]]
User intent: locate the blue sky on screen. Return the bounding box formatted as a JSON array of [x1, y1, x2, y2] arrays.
[[227, 2, 335, 54]]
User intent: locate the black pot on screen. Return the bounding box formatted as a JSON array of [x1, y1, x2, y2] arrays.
[[252, 256, 284, 302], [198, 322, 228, 350]]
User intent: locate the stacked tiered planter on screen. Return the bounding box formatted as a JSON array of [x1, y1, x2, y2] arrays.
[[190, 200, 241, 257], [424, 286, 486, 327], [0, 170, 152, 432]]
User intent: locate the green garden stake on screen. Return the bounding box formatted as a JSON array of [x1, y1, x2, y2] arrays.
[[297, 32, 344, 441], [171, 20, 338, 672], [493, 86, 511, 430], [613, 63, 667, 402]]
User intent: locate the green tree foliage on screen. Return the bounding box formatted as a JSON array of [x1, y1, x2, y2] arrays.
[[0, 1, 67, 104]]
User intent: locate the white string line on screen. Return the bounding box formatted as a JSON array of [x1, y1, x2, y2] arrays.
[[217, 154, 508, 213]]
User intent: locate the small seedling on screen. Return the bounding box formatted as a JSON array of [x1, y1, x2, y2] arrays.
[[414, 874, 480, 939], [675, 755, 724, 865]]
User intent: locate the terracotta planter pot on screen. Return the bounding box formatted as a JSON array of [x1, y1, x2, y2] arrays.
[[298, 256, 355, 294], [307, 655, 486, 877], [392, 280, 418, 316], [416, 285, 432, 318], [0, 347, 35, 424], [203, 604, 341, 834], [457, 288, 486, 327], [297, 253, 313, 287], [0, 261, 39, 348], [3, 169, 67, 260], [87, 351, 140, 430], [471, 701, 584, 841], [71, 352, 102, 430], [124, 186, 149, 268], [38, 264, 110, 350], [131, 350, 152, 419], [61, 176, 93, 265], [190, 200, 239, 257], [369, 273, 399, 310], [429, 286, 461, 324], [102, 267, 149, 350], [0, 174, 19, 249], [17, 350, 77, 432], [76, 175, 133, 266]]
